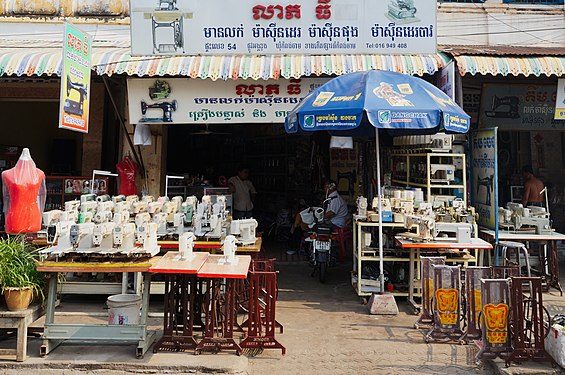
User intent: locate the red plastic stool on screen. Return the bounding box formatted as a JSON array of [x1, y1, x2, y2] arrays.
[[332, 226, 353, 262]]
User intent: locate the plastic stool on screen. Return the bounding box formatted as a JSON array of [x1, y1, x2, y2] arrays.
[[496, 241, 531, 277], [332, 226, 353, 262]]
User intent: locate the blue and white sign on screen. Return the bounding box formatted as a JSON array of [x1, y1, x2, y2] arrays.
[[130, 0, 437, 56], [471, 128, 498, 236]]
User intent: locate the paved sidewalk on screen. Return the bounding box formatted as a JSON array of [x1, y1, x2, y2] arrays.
[[0, 247, 563, 374]]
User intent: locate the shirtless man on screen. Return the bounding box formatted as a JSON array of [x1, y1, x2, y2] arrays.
[[521, 165, 545, 207]]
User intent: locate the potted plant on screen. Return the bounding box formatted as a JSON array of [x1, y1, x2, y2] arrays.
[[0, 235, 44, 311]]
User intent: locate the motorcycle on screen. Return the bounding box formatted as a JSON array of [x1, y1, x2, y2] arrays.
[[310, 223, 334, 283]]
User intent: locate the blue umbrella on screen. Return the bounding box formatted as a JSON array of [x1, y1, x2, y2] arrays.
[[285, 70, 470, 292]]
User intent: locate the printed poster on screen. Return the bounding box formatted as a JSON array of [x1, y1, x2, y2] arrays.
[[471, 128, 498, 235], [59, 23, 91, 133]]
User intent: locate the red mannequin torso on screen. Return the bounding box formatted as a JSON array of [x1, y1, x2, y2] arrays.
[[2, 167, 45, 233]]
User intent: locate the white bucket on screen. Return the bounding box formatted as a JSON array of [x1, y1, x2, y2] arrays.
[[107, 294, 142, 325]]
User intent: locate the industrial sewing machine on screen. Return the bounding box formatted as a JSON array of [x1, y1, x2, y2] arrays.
[[430, 164, 455, 183], [390, 197, 414, 223], [499, 202, 552, 234], [92, 222, 116, 248], [152, 212, 168, 236], [194, 195, 213, 237], [387, 0, 418, 22], [182, 196, 197, 226], [230, 219, 258, 245], [403, 203, 436, 241], [140, 100, 177, 122], [222, 235, 238, 264], [178, 232, 195, 261], [369, 197, 393, 222], [112, 222, 137, 253], [485, 95, 520, 119], [70, 222, 95, 250], [64, 75, 88, 116], [434, 222, 473, 243]]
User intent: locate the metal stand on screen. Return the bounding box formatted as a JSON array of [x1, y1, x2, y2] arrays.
[[415, 256, 445, 329], [476, 278, 512, 362], [506, 277, 553, 367], [153, 274, 201, 352], [461, 266, 491, 343], [425, 265, 464, 343], [240, 270, 286, 354], [196, 279, 242, 355]]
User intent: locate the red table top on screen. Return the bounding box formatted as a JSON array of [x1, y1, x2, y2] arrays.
[[148, 251, 209, 274], [197, 254, 251, 279]]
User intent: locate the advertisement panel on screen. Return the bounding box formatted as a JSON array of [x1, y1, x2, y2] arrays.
[[471, 128, 498, 235], [479, 84, 562, 131], [555, 79, 565, 120], [130, 0, 437, 56], [127, 77, 330, 124], [59, 23, 91, 133]]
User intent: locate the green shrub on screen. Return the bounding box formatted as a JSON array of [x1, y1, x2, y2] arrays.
[[0, 235, 44, 301]]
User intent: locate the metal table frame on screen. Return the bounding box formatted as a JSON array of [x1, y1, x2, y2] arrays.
[[38, 261, 156, 358], [479, 229, 565, 295], [395, 237, 493, 313]]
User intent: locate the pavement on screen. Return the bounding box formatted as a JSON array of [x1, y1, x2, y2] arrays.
[[0, 242, 563, 374]]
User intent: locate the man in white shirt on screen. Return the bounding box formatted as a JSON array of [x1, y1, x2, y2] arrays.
[[228, 167, 257, 219], [323, 180, 348, 228]]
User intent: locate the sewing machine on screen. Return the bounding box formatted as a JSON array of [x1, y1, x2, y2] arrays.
[[403, 203, 436, 241], [96, 194, 111, 203], [147, 201, 164, 215], [93, 210, 113, 224], [387, 0, 418, 22], [112, 222, 137, 252], [112, 195, 126, 203], [430, 164, 455, 182], [152, 212, 168, 236], [428, 133, 453, 152], [132, 200, 148, 214], [354, 196, 368, 220], [96, 201, 114, 214], [172, 213, 185, 236], [205, 201, 226, 238], [485, 95, 520, 119], [194, 196, 213, 237], [142, 195, 155, 203], [163, 201, 178, 223], [434, 222, 473, 243], [230, 219, 258, 245], [81, 194, 97, 203], [141, 222, 160, 255], [178, 232, 195, 261], [145, 0, 193, 54], [182, 196, 197, 225], [92, 222, 116, 248], [43, 210, 63, 229], [39, 219, 75, 259], [140, 100, 177, 122], [64, 75, 88, 116], [369, 197, 393, 222], [500, 202, 552, 234], [390, 198, 414, 223], [222, 235, 238, 264], [70, 222, 95, 249]]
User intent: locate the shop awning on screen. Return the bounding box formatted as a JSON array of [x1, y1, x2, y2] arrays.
[[0, 47, 451, 80], [441, 45, 565, 77]]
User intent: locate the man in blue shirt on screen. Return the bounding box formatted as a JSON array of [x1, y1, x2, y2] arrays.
[[323, 180, 349, 228]]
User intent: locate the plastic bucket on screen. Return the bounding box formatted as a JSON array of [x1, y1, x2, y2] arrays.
[[107, 294, 142, 325]]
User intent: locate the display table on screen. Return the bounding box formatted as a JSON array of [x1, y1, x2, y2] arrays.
[[394, 237, 493, 312], [479, 229, 565, 295], [149, 252, 209, 352], [37, 259, 157, 358], [196, 254, 252, 355]]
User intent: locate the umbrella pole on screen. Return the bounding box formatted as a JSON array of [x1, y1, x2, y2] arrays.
[[375, 128, 384, 293]]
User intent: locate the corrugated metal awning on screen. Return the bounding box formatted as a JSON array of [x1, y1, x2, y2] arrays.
[[0, 48, 451, 80], [440, 45, 565, 77]]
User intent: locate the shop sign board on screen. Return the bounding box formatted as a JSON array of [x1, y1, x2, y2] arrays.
[[471, 128, 498, 237], [129, 0, 437, 56], [555, 79, 565, 120], [438, 61, 455, 101], [59, 22, 91, 133], [479, 84, 562, 131], [127, 77, 330, 124]]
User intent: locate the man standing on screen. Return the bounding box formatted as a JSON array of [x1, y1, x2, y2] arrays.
[[323, 180, 349, 228], [228, 167, 257, 219], [521, 165, 545, 207]]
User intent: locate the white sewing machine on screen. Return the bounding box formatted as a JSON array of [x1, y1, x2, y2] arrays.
[[230, 218, 258, 245], [163, 201, 178, 224], [178, 232, 195, 261], [222, 235, 238, 264], [132, 200, 148, 214], [112, 222, 136, 252], [81, 194, 96, 203], [112, 194, 126, 203], [434, 222, 473, 243], [430, 164, 455, 182], [92, 221, 116, 248], [152, 212, 168, 236], [42, 210, 63, 229], [148, 201, 164, 215], [39, 218, 75, 259], [390, 198, 414, 223], [69, 222, 95, 249], [141, 222, 160, 255], [354, 196, 368, 220], [194, 196, 212, 237], [369, 197, 393, 222], [181, 196, 197, 226], [172, 213, 184, 236]]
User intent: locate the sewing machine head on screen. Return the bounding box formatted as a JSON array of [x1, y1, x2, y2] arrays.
[[96, 194, 111, 203], [142, 195, 155, 203], [171, 196, 183, 210], [126, 195, 139, 203], [65, 199, 80, 213], [132, 201, 148, 214], [135, 212, 151, 227], [148, 201, 164, 214], [79, 201, 97, 214], [70, 222, 95, 249], [92, 222, 116, 247], [96, 201, 114, 214], [223, 235, 238, 263], [179, 232, 195, 261], [202, 195, 212, 205], [81, 194, 96, 203], [113, 222, 136, 248], [230, 218, 257, 245], [112, 195, 126, 204], [43, 210, 63, 228], [434, 222, 473, 243], [93, 210, 112, 224]]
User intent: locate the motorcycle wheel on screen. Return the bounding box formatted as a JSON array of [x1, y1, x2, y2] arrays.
[[319, 261, 327, 283]]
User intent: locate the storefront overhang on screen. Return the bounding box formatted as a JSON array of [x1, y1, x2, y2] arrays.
[[0, 47, 451, 80], [441, 45, 565, 77]]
